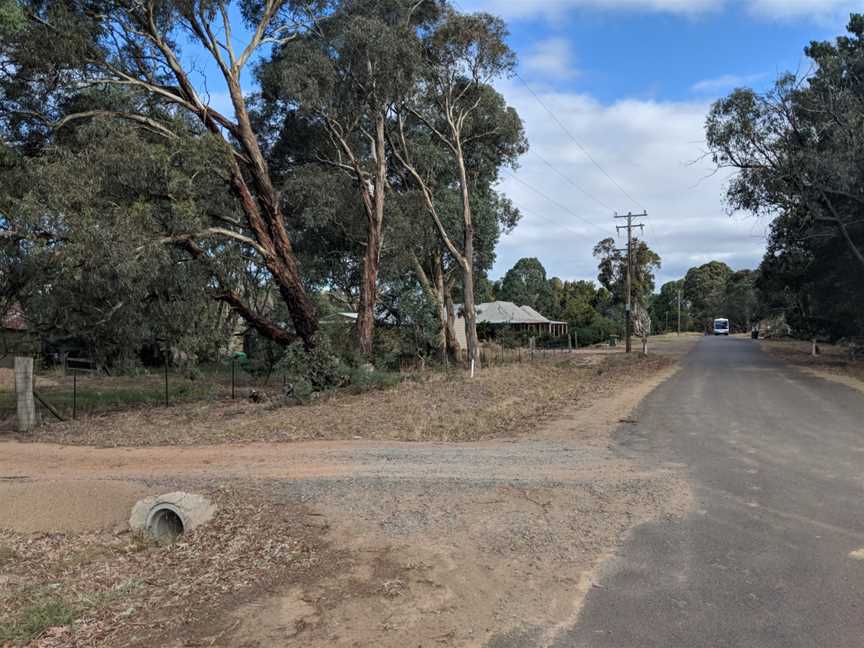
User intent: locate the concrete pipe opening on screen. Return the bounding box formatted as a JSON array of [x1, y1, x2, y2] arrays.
[[130, 492, 216, 542], [148, 506, 184, 543]]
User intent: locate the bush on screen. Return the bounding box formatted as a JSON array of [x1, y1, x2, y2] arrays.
[[576, 315, 620, 347], [278, 336, 351, 390], [348, 366, 402, 391]]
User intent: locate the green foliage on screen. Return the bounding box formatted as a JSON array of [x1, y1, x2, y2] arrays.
[[0, 0, 532, 371], [348, 366, 402, 391], [593, 237, 661, 307], [683, 261, 733, 329], [705, 14, 864, 339], [2, 118, 245, 366], [498, 257, 552, 312], [0, 0, 23, 36], [575, 315, 619, 347], [650, 280, 686, 332], [279, 336, 351, 391], [0, 598, 78, 643]]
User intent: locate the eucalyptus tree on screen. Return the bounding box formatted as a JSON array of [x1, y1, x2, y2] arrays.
[[384, 176, 519, 359], [258, 0, 439, 358], [1, 117, 250, 364], [1, 0, 326, 349], [706, 15, 864, 337], [593, 237, 661, 306], [706, 15, 864, 272], [499, 257, 553, 313], [390, 9, 526, 367]]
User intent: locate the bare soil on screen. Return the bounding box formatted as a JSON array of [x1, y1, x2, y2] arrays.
[[0, 481, 149, 534], [0, 487, 321, 648], [0, 337, 699, 647], [758, 339, 864, 392]]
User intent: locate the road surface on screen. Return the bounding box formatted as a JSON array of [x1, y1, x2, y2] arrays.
[[558, 336, 864, 647]]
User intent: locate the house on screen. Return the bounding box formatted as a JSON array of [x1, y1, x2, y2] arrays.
[[453, 301, 568, 349]]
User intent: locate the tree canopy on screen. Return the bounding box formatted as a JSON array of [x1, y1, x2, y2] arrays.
[[705, 13, 864, 339]]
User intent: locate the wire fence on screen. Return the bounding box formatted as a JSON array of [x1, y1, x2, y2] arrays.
[[0, 355, 285, 427], [1, 334, 610, 427]]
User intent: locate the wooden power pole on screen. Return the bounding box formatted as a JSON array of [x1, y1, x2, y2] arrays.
[[615, 211, 647, 353]]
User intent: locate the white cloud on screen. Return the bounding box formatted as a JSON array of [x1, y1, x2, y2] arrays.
[[491, 81, 768, 285], [461, 0, 859, 21], [461, 0, 720, 20], [523, 37, 580, 80], [746, 0, 861, 21], [691, 73, 766, 94]]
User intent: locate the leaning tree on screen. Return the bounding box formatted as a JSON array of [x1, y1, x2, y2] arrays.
[[1, 1, 327, 349]]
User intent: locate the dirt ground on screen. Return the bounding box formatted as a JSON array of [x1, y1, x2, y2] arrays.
[[0, 336, 699, 647], [758, 338, 864, 393]]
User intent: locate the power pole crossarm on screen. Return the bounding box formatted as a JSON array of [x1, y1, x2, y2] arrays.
[[613, 211, 648, 354]]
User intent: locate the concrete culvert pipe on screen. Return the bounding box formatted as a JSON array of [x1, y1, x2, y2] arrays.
[[148, 505, 185, 543], [129, 492, 216, 543]]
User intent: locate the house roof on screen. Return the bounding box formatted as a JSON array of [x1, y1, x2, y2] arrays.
[[1, 303, 26, 331], [469, 301, 552, 325]]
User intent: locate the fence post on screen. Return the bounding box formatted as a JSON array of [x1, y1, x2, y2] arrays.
[[164, 360, 169, 407], [15, 356, 35, 433], [231, 357, 236, 399]]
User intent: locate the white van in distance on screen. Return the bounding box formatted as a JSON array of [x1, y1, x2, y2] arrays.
[[713, 318, 730, 336]]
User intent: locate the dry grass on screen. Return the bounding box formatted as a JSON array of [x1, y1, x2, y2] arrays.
[[0, 486, 320, 648], [15, 352, 674, 448], [759, 339, 864, 383]]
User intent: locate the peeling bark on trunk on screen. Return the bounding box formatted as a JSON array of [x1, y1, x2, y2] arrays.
[[456, 140, 480, 369], [224, 159, 318, 350], [357, 225, 381, 358], [443, 286, 459, 358], [355, 114, 388, 359]]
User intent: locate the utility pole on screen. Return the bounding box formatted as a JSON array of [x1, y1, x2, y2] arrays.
[[615, 211, 647, 353], [677, 287, 682, 336]]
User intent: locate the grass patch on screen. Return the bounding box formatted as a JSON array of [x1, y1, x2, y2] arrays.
[[0, 544, 18, 567], [0, 597, 78, 643], [0, 374, 222, 421], [348, 367, 403, 391]]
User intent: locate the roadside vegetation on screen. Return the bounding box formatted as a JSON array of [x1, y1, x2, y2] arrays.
[[15, 351, 673, 447]]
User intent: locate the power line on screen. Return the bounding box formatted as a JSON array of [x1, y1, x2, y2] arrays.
[[503, 170, 610, 236], [517, 206, 596, 239], [514, 71, 646, 212], [527, 149, 615, 213]]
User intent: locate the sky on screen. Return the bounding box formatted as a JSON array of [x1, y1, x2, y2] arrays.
[[185, 0, 861, 289], [457, 0, 860, 286]]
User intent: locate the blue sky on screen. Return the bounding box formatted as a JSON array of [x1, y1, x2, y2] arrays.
[[185, 0, 860, 288], [464, 0, 861, 286]]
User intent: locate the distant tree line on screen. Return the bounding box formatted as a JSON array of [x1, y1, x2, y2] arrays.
[[651, 262, 759, 334]]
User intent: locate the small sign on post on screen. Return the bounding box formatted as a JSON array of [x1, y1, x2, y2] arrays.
[[15, 356, 36, 432]]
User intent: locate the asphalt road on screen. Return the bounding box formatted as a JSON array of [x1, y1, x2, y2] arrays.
[[558, 336, 864, 648]]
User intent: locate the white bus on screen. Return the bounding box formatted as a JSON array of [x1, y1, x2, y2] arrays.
[[713, 318, 730, 336]]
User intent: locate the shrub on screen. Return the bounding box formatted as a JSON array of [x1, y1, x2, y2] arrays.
[[278, 336, 351, 390]]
